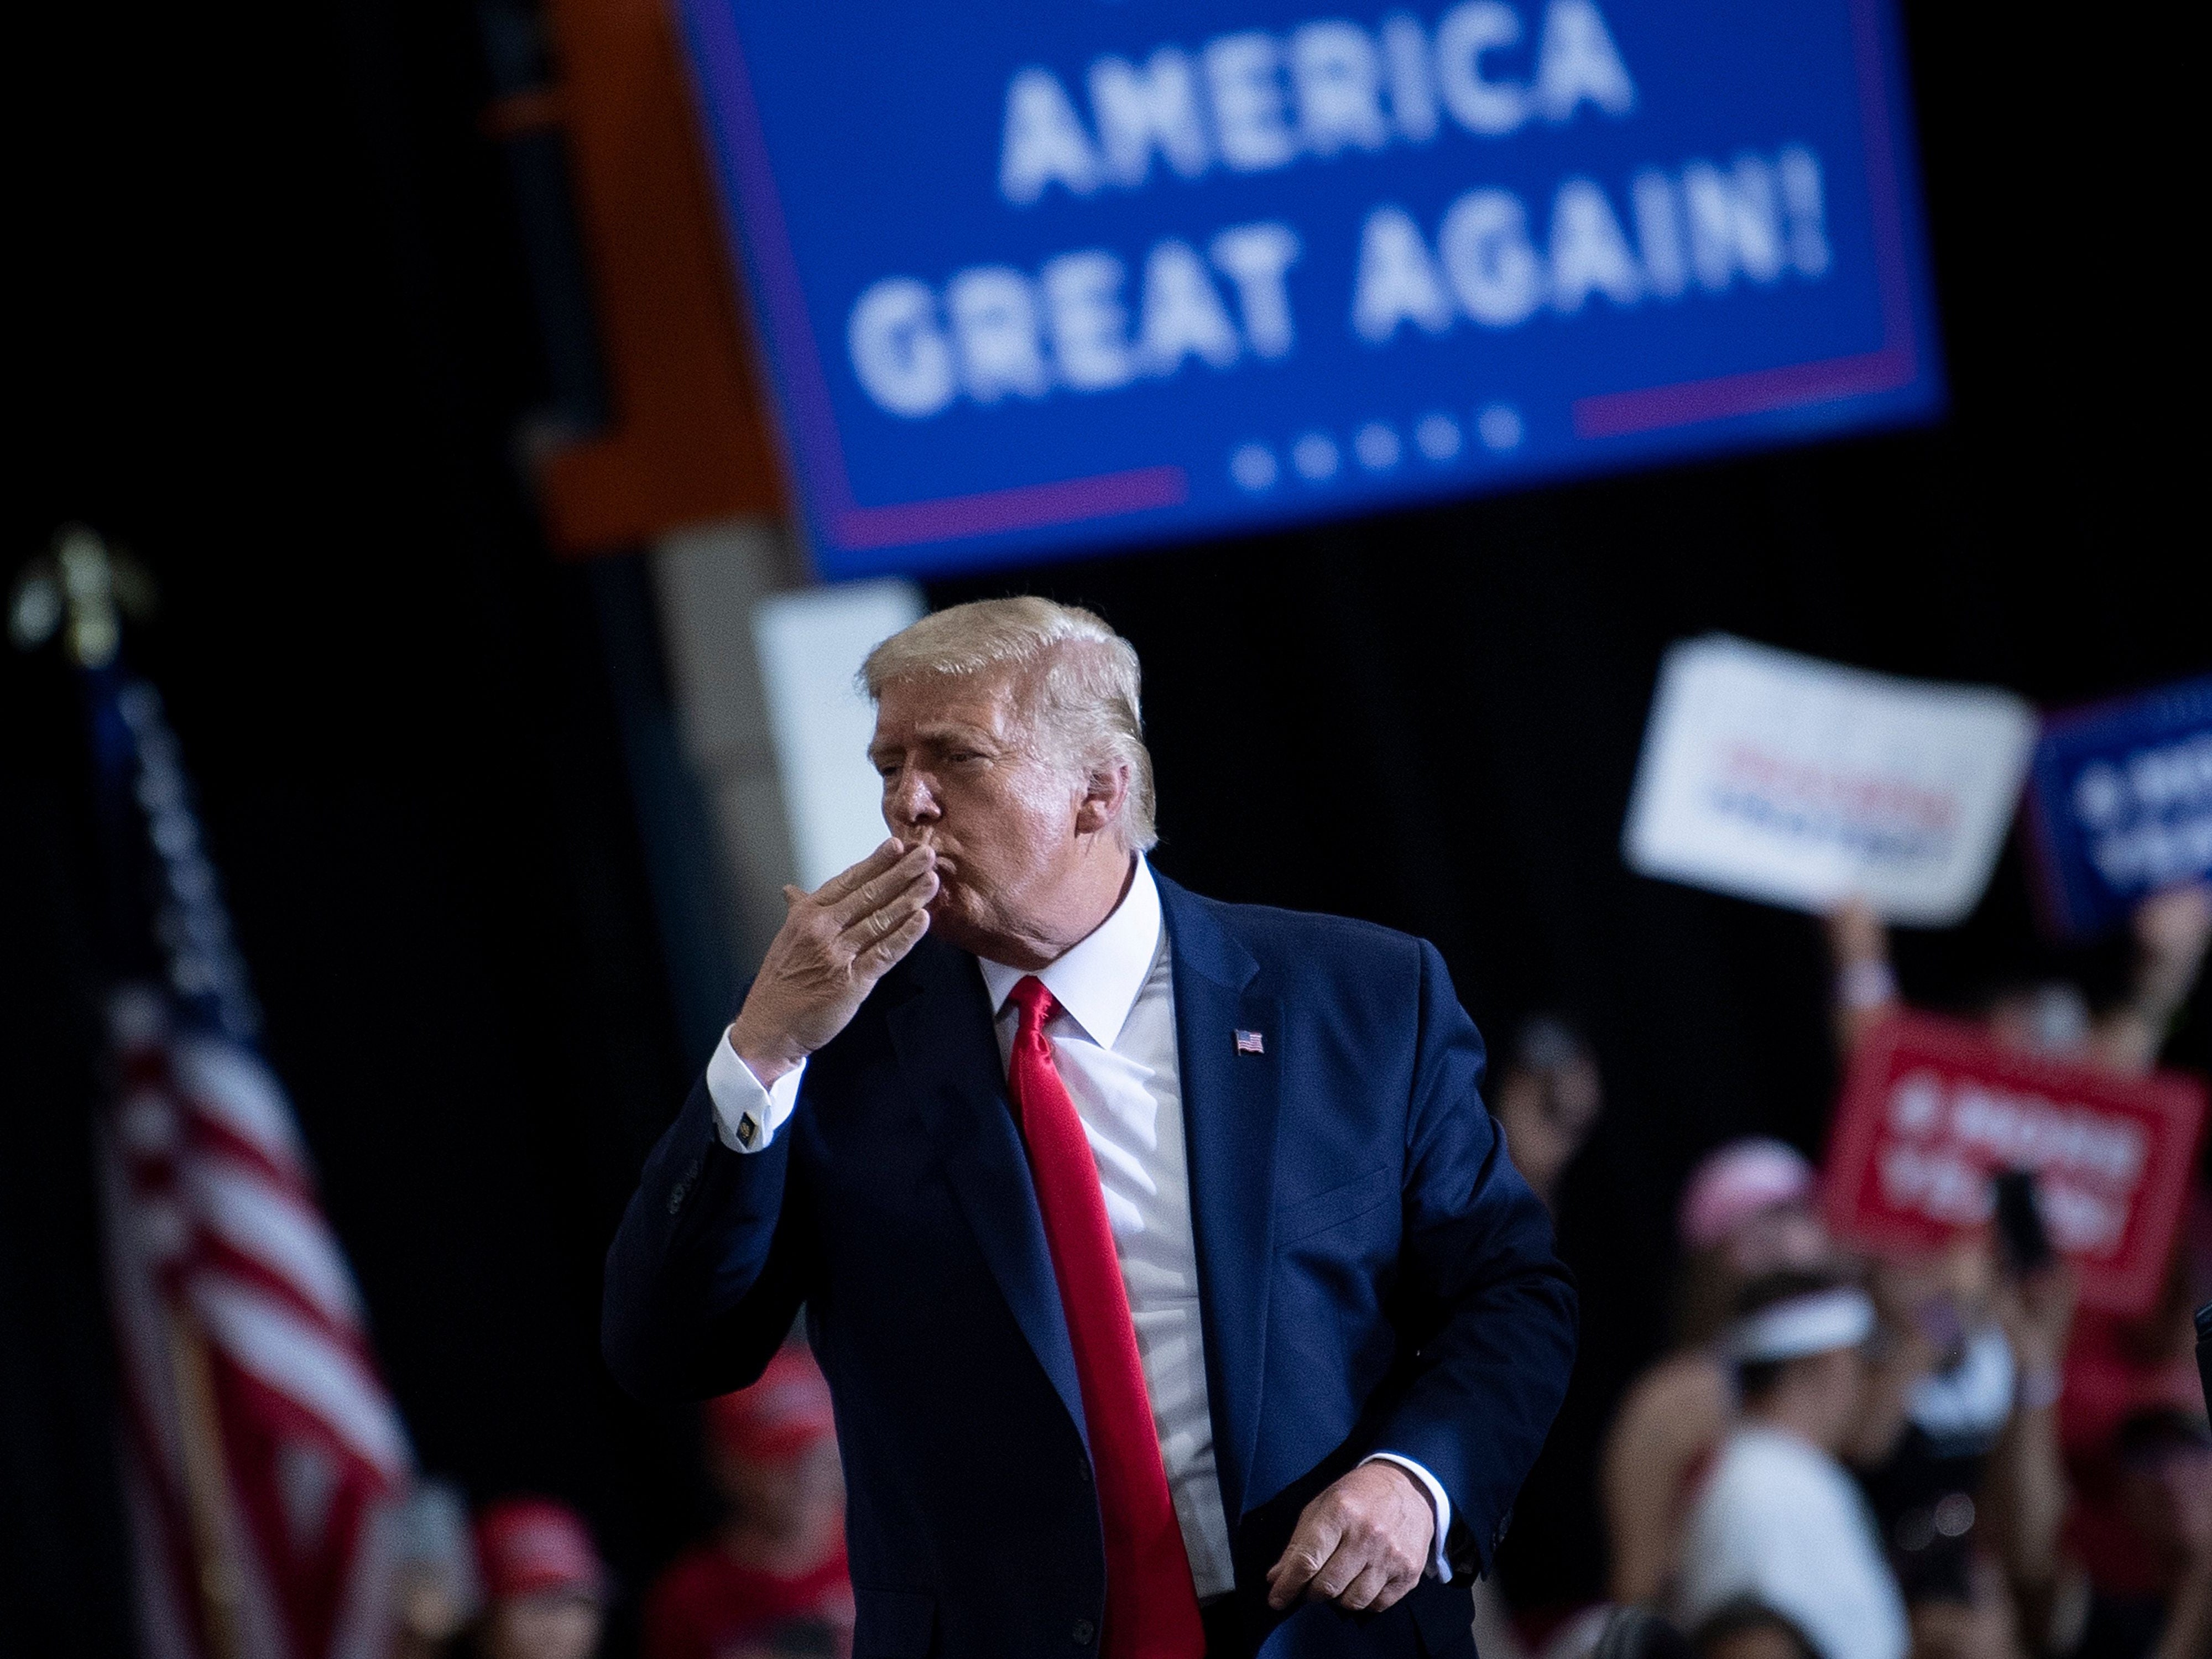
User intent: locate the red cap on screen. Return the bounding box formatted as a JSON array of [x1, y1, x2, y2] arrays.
[[702, 1347, 836, 1466], [473, 1498, 604, 1604]]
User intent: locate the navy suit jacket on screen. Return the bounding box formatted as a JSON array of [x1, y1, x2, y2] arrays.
[[604, 874, 1575, 1659]]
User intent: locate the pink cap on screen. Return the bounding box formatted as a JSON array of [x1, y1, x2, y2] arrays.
[[1678, 1138, 1816, 1252], [703, 1347, 837, 1466], [473, 1498, 604, 1604]]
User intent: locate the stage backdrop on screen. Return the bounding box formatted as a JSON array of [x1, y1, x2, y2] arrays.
[[675, 0, 1944, 578]]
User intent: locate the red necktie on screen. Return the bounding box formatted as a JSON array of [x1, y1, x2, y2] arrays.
[[1006, 975, 1206, 1659]]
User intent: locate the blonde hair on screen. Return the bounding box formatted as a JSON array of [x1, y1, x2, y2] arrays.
[[859, 597, 1157, 852]]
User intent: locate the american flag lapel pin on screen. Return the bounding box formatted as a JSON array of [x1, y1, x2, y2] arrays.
[[1234, 1029, 1265, 1056]]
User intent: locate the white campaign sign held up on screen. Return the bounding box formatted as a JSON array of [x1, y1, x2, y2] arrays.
[[754, 580, 925, 891], [1623, 635, 2036, 925]]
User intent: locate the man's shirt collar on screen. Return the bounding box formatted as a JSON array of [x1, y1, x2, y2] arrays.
[[977, 855, 1161, 1050]]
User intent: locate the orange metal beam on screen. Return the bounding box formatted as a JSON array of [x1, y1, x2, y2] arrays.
[[533, 0, 783, 555]]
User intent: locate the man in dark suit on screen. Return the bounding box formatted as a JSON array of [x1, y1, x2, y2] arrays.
[[605, 598, 1575, 1658]]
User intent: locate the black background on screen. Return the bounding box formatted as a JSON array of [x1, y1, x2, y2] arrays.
[[6, 1, 2206, 1652]]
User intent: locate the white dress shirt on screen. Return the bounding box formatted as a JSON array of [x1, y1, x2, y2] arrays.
[[706, 857, 1452, 1594]]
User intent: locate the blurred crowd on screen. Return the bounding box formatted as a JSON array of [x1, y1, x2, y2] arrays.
[[1493, 881, 2212, 1659], [386, 1350, 852, 1659], [377, 885, 2211, 1659]]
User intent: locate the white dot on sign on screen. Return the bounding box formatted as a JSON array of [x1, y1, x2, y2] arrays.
[[2072, 762, 2125, 828], [1887, 1075, 1943, 1138], [1291, 432, 1340, 481], [1476, 403, 1525, 452], [1229, 443, 1278, 492], [1354, 422, 1401, 471], [1414, 413, 1463, 461]]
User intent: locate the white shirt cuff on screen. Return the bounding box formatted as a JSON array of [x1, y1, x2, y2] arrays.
[[1362, 1453, 1454, 1582], [705, 1030, 806, 1154]]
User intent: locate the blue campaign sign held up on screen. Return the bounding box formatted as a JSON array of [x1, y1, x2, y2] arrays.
[[677, 0, 1944, 578], [2025, 677, 2212, 940]]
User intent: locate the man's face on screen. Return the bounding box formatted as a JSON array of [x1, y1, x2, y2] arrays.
[[1494, 1058, 1602, 1202], [1724, 1202, 1832, 1280], [1797, 1344, 1869, 1454], [486, 1593, 600, 1659], [869, 670, 1092, 955]]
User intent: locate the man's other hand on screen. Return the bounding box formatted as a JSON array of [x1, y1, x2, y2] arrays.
[[1264, 1461, 1434, 1614], [729, 840, 937, 1084]]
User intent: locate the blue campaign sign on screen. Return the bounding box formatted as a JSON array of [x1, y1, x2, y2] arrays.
[[677, 0, 1944, 578], [2025, 677, 2212, 939]]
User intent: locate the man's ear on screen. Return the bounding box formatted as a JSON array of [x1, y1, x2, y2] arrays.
[[1073, 761, 1131, 837]]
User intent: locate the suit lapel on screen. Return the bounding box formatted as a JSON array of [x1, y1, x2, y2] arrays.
[[1157, 875, 1280, 1531], [883, 938, 1089, 1450]]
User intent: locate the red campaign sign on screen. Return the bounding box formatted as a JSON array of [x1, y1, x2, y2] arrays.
[[1823, 1013, 2207, 1314]]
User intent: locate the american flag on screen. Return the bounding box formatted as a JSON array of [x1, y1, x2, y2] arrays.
[[94, 672, 410, 1659], [1234, 1029, 1265, 1055]]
